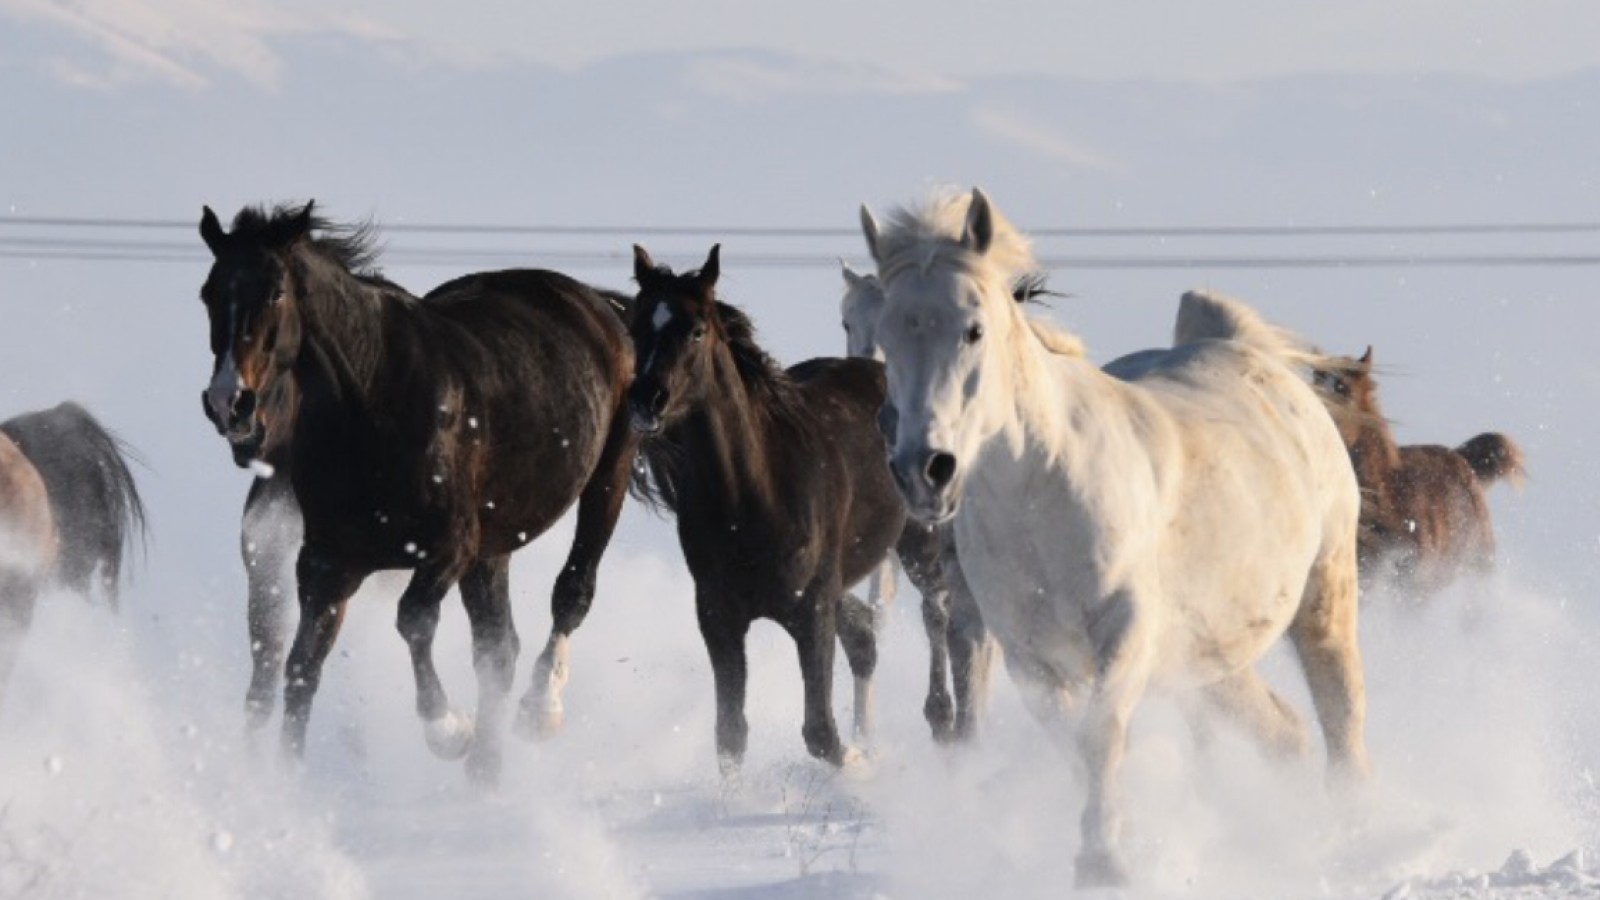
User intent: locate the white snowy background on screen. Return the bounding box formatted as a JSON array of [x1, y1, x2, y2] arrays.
[[2, 4, 1599, 897]]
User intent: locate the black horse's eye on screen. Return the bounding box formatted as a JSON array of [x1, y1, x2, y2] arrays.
[[964, 323, 984, 345], [691, 324, 708, 342], [270, 287, 285, 305]]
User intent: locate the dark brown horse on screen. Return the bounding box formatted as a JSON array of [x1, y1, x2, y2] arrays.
[[0, 403, 145, 704], [1316, 347, 1526, 600], [627, 244, 913, 771], [197, 202, 637, 781]]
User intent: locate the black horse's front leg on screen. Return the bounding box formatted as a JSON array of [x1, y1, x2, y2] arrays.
[[241, 474, 302, 731], [458, 555, 518, 784], [786, 587, 845, 767], [280, 547, 365, 761], [396, 561, 476, 761], [696, 591, 751, 776]]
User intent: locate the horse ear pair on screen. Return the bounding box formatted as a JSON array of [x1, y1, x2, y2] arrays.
[[632, 244, 721, 293], [197, 201, 316, 257], [859, 187, 994, 264]]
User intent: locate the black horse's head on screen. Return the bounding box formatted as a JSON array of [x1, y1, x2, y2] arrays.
[[626, 244, 724, 436], [197, 202, 313, 467]]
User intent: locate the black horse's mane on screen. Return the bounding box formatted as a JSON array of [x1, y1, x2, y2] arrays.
[[229, 202, 389, 284]]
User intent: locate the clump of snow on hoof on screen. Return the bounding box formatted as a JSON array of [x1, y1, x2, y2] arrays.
[[838, 746, 878, 781], [423, 709, 475, 760], [513, 697, 564, 742]]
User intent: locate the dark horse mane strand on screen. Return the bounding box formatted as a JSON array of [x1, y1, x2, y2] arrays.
[[229, 202, 392, 286]]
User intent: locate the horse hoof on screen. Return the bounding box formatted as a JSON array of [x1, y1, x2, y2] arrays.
[[1074, 850, 1131, 889], [465, 747, 502, 787], [513, 700, 564, 743], [839, 746, 878, 781], [424, 709, 476, 760]]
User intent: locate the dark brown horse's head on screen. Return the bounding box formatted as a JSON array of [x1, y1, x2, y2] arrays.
[[626, 244, 724, 436], [197, 202, 314, 467]]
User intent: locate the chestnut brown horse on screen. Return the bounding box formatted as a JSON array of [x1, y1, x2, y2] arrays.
[[1, 403, 146, 706], [1316, 347, 1526, 601], [0, 432, 55, 705], [198, 202, 637, 782]]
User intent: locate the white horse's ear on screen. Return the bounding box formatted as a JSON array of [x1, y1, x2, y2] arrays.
[[859, 205, 881, 263], [841, 261, 866, 288], [961, 188, 994, 255]]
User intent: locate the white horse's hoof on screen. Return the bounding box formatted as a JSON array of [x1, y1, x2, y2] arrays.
[[424, 709, 475, 760]]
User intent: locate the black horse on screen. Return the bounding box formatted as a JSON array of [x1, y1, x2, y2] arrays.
[[627, 244, 917, 771], [1, 403, 146, 704], [0, 402, 147, 609], [197, 202, 637, 781]]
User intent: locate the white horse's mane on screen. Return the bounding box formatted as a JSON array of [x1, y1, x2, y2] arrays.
[[1177, 288, 1354, 382], [874, 187, 1084, 358]]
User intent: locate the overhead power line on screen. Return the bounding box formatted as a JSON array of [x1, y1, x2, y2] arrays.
[[4, 214, 1600, 240], [3, 242, 1598, 270]]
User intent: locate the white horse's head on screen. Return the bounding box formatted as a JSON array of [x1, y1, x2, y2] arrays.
[[839, 263, 885, 360], [861, 187, 1048, 522]]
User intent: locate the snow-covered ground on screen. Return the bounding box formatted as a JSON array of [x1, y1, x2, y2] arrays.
[[2, 500, 1597, 899]]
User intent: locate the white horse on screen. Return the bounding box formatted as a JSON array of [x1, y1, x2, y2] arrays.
[[841, 265, 998, 743], [860, 187, 1369, 887]]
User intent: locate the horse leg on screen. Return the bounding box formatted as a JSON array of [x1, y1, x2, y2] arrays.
[[395, 562, 477, 761], [459, 555, 518, 785], [1289, 544, 1371, 783], [897, 523, 955, 742], [517, 415, 636, 742], [0, 573, 39, 710], [242, 475, 302, 731], [942, 535, 996, 744], [1198, 667, 1309, 760], [785, 586, 846, 767], [697, 593, 751, 777], [837, 589, 879, 745], [1074, 589, 1152, 890], [280, 548, 365, 761]]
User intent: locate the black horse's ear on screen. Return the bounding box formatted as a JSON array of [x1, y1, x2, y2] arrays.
[[1359, 345, 1374, 369], [200, 206, 227, 255], [696, 244, 721, 290], [633, 244, 657, 284], [961, 188, 994, 256]]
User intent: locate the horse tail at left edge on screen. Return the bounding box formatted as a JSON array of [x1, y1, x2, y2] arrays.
[[0, 403, 149, 611]]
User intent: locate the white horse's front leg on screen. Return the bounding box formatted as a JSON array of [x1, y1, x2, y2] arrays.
[[1075, 589, 1152, 890]]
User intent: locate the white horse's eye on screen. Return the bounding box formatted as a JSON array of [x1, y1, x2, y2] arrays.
[[965, 323, 984, 344]]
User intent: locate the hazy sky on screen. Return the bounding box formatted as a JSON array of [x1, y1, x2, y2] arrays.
[[3, 0, 1598, 89]]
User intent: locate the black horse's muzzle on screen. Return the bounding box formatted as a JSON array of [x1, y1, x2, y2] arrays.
[[202, 387, 265, 466], [627, 383, 669, 436]]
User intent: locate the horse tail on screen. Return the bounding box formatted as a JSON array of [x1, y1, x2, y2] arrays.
[[1456, 432, 1526, 489], [2, 404, 148, 609]]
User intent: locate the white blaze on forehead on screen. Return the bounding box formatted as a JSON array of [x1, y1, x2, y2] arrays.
[[651, 303, 673, 331]]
